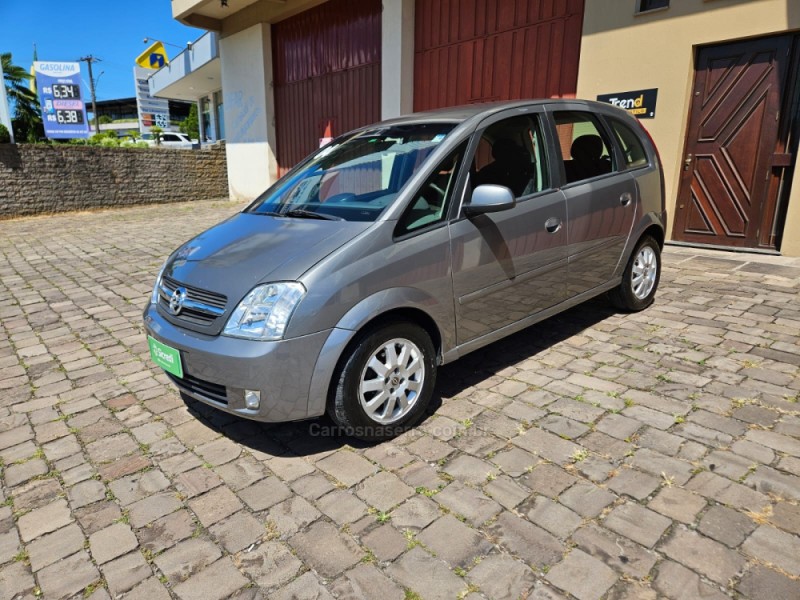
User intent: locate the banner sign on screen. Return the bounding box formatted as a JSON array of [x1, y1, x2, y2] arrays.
[[33, 62, 90, 139], [596, 88, 658, 119], [134, 66, 170, 134]]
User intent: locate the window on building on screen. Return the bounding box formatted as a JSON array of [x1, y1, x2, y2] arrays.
[[214, 91, 225, 140], [637, 0, 669, 13], [201, 97, 212, 141]]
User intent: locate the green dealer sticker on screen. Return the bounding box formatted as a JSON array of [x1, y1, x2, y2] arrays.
[[148, 336, 183, 379]]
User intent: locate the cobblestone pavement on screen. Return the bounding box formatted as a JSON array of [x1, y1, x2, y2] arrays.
[[1, 199, 800, 600]]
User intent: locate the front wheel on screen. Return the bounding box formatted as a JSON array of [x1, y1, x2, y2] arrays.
[[609, 235, 661, 311], [328, 322, 437, 441]]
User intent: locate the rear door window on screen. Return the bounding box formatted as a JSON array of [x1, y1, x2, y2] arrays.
[[609, 119, 649, 169], [553, 111, 617, 184]]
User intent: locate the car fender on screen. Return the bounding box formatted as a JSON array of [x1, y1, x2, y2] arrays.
[[305, 286, 449, 418], [613, 210, 666, 278]]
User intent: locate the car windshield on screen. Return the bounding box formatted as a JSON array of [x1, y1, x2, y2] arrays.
[[247, 123, 456, 222]]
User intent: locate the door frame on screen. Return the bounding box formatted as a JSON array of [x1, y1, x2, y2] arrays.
[[672, 32, 798, 251]]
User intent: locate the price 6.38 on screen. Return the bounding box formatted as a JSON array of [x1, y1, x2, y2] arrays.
[[56, 110, 84, 125]]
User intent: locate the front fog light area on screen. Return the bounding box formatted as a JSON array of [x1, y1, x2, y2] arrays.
[[244, 390, 261, 410]]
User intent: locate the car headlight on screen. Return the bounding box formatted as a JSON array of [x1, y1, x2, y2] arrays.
[[223, 282, 306, 341], [150, 263, 166, 305]]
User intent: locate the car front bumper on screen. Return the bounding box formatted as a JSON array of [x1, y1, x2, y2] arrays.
[[143, 304, 332, 422]]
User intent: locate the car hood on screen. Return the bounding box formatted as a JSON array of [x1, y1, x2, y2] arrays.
[[164, 212, 371, 303]]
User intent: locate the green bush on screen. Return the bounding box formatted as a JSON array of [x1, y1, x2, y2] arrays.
[[100, 136, 120, 147], [0, 123, 10, 143], [98, 115, 113, 124]]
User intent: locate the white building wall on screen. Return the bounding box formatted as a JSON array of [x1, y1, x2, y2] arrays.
[[220, 23, 278, 201]]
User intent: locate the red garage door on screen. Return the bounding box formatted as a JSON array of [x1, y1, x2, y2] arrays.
[[414, 0, 584, 111], [272, 0, 381, 175]]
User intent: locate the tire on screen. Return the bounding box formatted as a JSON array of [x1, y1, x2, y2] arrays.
[[609, 235, 661, 311], [328, 322, 437, 441]]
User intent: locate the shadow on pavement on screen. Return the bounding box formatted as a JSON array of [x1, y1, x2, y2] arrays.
[[181, 297, 617, 459]]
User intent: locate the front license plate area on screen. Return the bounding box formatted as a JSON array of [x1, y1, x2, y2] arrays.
[[148, 336, 184, 378]]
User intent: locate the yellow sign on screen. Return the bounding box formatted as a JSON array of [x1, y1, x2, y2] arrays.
[[136, 42, 169, 70]]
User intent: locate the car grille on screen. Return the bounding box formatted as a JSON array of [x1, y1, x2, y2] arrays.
[[167, 371, 228, 405], [158, 276, 227, 326]]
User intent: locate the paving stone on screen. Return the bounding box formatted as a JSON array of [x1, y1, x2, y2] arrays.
[[36, 550, 100, 600], [392, 494, 440, 530], [745, 429, 800, 457], [188, 486, 243, 528], [661, 526, 747, 585], [487, 511, 564, 569], [27, 523, 85, 572], [747, 465, 800, 501], [512, 427, 581, 465], [316, 450, 377, 487], [236, 540, 302, 589], [433, 481, 502, 526], [653, 559, 729, 600], [209, 510, 264, 553], [546, 548, 617, 600], [418, 514, 492, 567], [742, 524, 800, 576], [736, 564, 800, 600], [265, 496, 321, 537], [271, 571, 335, 600], [647, 486, 707, 524], [289, 520, 362, 579], [637, 428, 684, 456], [194, 437, 241, 467], [154, 538, 222, 584], [703, 449, 753, 480], [102, 551, 151, 597], [17, 498, 73, 542], [628, 448, 694, 485], [596, 414, 643, 441], [86, 432, 138, 463], [75, 501, 122, 535], [522, 463, 577, 498], [133, 510, 192, 554], [291, 472, 336, 500], [491, 447, 539, 477], [572, 523, 657, 578], [485, 474, 530, 509], [607, 468, 661, 500], [172, 557, 249, 600], [0, 528, 20, 565], [768, 501, 800, 535], [128, 491, 182, 528], [98, 453, 151, 481], [316, 489, 369, 525], [0, 561, 36, 599], [109, 469, 170, 506], [603, 503, 671, 548], [559, 482, 615, 518], [525, 495, 582, 539], [387, 546, 467, 600], [4, 458, 48, 486], [467, 554, 536, 600], [89, 522, 139, 565], [355, 470, 414, 512], [174, 467, 223, 498], [685, 471, 769, 511], [361, 524, 407, 562], [120, 577, 172, 600], [214, 455, 267, 490], [238, 476, 292, 511], [698, 505, 757, 548], [330, 563, 404, 600]]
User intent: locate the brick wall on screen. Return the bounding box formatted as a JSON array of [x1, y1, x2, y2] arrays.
[[0, 143, 229, 219]]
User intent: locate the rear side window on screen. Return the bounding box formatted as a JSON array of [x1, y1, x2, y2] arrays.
[[609, 119, 649, 169], [553, 111, 616, 184]]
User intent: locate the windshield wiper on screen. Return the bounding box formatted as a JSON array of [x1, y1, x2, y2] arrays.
[[283, 209, 344, 221]]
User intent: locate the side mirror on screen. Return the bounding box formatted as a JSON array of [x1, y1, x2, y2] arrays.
[[464, 184, 516, 216]]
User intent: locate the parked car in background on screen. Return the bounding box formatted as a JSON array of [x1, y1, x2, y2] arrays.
[[145, 99, 666, 440], [135, 132, 197, 149]]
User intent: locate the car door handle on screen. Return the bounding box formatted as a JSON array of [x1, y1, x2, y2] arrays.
[[620, 192, 633, 206], [544, 217, 562, 233]]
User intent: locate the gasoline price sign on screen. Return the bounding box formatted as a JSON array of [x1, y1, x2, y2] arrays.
[[33, 62, 90, 139]]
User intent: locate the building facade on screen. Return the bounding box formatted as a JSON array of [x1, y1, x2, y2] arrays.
[[163, 0, 800, 256]]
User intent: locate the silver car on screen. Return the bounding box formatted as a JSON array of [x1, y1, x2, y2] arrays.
[[144, 100, 666, 440]]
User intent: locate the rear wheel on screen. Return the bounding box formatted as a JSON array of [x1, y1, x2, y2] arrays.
[[328, 322, 436, 441], [609, 235, 661, 311]]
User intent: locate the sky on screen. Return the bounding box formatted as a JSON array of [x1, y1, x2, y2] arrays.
[[1, 0, 205, 101]]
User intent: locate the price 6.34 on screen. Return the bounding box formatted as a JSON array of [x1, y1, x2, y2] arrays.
[[56, 110, 84, 125]]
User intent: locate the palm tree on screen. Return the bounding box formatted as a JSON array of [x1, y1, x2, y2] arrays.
[[2, 52, 42, 141]]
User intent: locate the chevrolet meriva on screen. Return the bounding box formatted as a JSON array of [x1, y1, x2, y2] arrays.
[[144, 100, 666, 440]]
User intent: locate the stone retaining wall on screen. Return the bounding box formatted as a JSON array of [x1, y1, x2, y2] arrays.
[[0, 143, 228, 219]]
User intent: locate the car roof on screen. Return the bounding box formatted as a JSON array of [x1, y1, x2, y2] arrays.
[[368, 99, 630, 128]]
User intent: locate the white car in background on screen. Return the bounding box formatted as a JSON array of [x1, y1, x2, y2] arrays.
[[138, 132, 197, 149]]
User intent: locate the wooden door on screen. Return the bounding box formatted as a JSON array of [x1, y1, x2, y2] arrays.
[[673, 35, 792, 249]]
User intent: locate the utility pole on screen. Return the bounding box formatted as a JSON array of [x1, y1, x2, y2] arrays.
[[78, 55, 100, 135]]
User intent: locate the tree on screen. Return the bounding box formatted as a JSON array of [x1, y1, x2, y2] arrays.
[[179, 103, 200, 140], [2, 52, 42, 142]]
